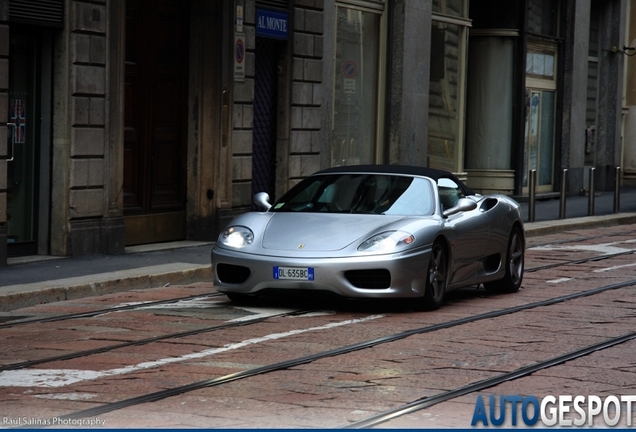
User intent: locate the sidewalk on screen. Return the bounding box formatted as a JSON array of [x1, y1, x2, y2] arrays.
[[0, 241, 214, 312], [1, 188, 635, 312]]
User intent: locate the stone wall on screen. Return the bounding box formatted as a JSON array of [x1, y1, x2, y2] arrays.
[[0, 0, 8, 265], [231, 0, 324, 210], [289, 0, 323, 183], [51, 0, 125, 256]]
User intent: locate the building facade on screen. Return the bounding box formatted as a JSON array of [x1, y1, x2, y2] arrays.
[[0, 0, 629, 265]]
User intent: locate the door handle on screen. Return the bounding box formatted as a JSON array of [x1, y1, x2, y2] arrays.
[[6, 122, 15, 162]]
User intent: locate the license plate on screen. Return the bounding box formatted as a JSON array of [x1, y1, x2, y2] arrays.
[[273, 266, 314, 281]]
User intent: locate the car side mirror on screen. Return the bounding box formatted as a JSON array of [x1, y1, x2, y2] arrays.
[[254, 192, 272, 210], [443, 197, 477, 217]]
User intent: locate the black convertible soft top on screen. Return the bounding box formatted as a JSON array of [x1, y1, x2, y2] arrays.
[[315, 164, 476, 196]]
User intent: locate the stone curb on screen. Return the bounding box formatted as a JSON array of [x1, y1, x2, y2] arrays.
[[0, 264, 213, 312], [524, 213, 636, 237]]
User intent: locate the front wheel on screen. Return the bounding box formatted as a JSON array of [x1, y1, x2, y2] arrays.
[[420, 241, 448, 310], [485, 226, 524, 293]]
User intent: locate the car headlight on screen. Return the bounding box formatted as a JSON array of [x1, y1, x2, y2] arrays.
[[358, 231, 415, 252], [219, 226, 254, 248]]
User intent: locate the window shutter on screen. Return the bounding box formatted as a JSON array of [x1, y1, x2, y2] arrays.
[[256, 0, 289, 10], [9, 0, 64, 28]]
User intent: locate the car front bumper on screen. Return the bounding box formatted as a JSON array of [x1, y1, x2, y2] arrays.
[[211, 245, 433, 299]]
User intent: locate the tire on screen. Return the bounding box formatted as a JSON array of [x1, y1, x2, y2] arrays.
[[485, 226, 524, 293], [421, 241, 448, 310]]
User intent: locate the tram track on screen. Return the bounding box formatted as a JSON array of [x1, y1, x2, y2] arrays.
[[343, 331, 636, 428], [0, 309, 313, 372], [1, 248, 635, 374], [0, 292, 224, 329], [526, 249, 636, 272], [2, 246, 634, 329], [39, 275, 636, 422], [4, 230, 636, 427]]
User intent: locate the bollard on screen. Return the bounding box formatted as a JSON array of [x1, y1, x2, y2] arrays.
[[588, 167, 595, 216], [559, 169, 567, 219], [614, 167, 621, 213], [529, 170, 536, 222]]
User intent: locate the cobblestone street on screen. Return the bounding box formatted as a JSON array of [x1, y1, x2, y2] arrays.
[[1, 224, 636, 428]]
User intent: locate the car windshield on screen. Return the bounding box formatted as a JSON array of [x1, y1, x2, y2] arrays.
[[271, 173, 435, 215]]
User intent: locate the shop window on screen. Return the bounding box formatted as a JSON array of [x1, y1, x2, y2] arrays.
[[332, 2, 386, 166]]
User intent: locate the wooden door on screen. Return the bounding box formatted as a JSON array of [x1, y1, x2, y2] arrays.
[[123, 0, 189, 245]]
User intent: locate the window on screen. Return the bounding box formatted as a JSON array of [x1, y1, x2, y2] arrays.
[[428, 0, 469, 173], [527, 0, 560, 37], [438, 178, 464, 210], [273, 174, 435, 216], [524, 42, 558, 191], [332, 2, 386, 166]]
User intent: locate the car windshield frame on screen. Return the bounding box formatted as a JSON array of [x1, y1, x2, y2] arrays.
[[270, 173, 436, 216]]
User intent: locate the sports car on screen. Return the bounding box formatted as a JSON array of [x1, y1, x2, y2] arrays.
[[211, 165, 525, 309]]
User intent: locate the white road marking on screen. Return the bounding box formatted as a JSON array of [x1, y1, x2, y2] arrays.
[[125, 299, 223, 310], [593, 262, 636, 273], [229, 307, 336, 321], [546, 278, 572, 284], [0, 314, 385, 388], [229, 306, 302, 322], [34, 392, 98, 401], [530, 240, 636, 255]]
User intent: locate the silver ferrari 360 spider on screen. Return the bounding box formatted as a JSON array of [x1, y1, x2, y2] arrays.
[[211, 165, 525, 309]]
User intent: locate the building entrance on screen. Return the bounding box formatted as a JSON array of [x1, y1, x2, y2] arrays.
[[123, 0, 190, 245], [7, 29, 52, 257]]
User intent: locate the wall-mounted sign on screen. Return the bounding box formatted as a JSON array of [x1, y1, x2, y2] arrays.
[[256, 7, 289, 40], [234, 33, 245, 81], [236, 5, 243, 32]]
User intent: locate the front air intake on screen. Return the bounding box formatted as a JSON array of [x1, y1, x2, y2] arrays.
[[216, 263, 251, 284], [345, 269, 391, 289]]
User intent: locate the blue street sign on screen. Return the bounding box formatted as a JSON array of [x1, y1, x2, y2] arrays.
[[256, 7, 289, 40]]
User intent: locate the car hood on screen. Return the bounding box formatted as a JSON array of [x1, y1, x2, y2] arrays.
[[261, 213, 405, 251]]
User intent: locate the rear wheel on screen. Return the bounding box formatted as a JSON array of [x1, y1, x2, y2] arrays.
[[485, 226, 524, 293], [421, 241, 447, 310]]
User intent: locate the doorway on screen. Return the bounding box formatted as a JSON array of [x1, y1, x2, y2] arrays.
[[7, 29, 52, 257], [251, 37, 283, 208], [123, 0, 190, 245]]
